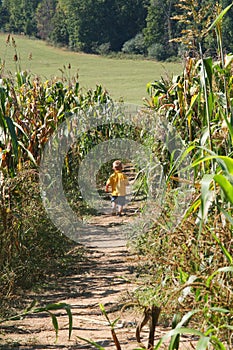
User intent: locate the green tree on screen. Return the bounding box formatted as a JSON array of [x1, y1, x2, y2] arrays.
[[70, 0, 111, 52], [50, 5, 69, 46], [111, 0, 148, 51], [59, 0, 82, 50], [0, 0, 10, 31], [2, 0, 40, 35], [36, 0, 57, 40], [144, 0, 178, 59], [57, 0, 147, 52], [222, 0, 233, 53]]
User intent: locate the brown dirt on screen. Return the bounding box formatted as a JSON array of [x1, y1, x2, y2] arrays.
[[0, 172, 197, 349], [0, 208, 152, 349]]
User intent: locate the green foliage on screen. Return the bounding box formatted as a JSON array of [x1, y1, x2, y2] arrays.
[[133, 5, 233, 348], [0, 2, 9, 30], [147, 43, 168, 61], [121, 33, 146, 55], [96, 42, 111, 56], [0, 4, 232, 349], [56, 0, 147, 53], [77, 304, 122, 350], [36, 0, 57, 41], [0, 65, 113, 312], [1, 0, 233, 60], [2, 0, 40, 35], [144, 0, 178, 59], [0, 301, 73, 341]]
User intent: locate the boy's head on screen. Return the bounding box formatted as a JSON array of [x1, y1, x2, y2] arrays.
[[112, 160, 123, 171]]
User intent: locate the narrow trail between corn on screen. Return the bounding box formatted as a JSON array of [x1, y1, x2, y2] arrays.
[[0, 165, 195, 350], [1, 214, 148, 349]]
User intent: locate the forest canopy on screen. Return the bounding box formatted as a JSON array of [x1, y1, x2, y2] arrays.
[[0, 0, 233, 60]]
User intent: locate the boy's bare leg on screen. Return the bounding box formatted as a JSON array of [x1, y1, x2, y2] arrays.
[[111, 202, 116, 215], [118, 205, 123, 216]]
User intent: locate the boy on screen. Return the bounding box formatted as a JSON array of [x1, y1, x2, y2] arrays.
[[105, 160, 129, 216]]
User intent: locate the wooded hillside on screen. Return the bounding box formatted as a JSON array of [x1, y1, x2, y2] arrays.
[[0, 0, 233, 60]]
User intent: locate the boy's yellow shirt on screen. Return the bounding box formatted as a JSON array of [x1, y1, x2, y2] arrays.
[[106, 171, 129, 196]]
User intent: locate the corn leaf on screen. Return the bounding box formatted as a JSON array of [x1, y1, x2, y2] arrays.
[[64, 305, 73, 340], [33, 302, 73, 340], [167, 144, 195, 182], [168, 332, 180, 350], [154, 327, 205, 350], [48, 311, 59, 341], [214, 174, 233, 205], [220, 110, 233, 143], [33, 302, 70, 312], [210, 231, 233, 264], [209, 307, 230, 314], [217, 156, 233, 175], [76, 336, 105, 350], [203, 57, 213, 89], [207, 4, 233, 32], [199, 174, 215, 223], [224, 54, 233, 68], [5, 116, 18, 162], [207, 91, 214, 118], [0, 87, 6, 117], [185, 93, 199, 118], [17, 141, 37, 166], [206, 267, 233, 288], [196, 336, 210, 350], [99, 303, 111, 325], [210, 336, 227, 350], [13, 121, 29, 139], [184, 197, 201, 219], [192, 155, 233, 175], [217, 206, 233, 225]]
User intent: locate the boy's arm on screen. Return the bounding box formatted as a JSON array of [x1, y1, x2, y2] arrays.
[[105, 179, 110, 192], [124, 175, 129, 186]]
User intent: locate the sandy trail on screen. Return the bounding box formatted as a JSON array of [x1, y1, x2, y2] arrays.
[[0, 166, 196, 349], [0, 212, 151, 349]]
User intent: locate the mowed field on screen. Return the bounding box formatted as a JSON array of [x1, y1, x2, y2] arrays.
[[0, 34, 182, 104]]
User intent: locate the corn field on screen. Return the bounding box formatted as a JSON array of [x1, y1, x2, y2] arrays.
[[0, 5, 233, 350]]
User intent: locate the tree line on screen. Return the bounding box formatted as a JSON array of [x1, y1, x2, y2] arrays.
[[0, 0, 233, 60]]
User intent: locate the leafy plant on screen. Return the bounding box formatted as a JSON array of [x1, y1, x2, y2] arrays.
[[0, 169, 84, 311], [77, 303, 122, 350], [0, 301, 73, 341], [133, 4, 233, 349]]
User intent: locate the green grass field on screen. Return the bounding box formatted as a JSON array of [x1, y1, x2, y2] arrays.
[[0, 34, 182, 105]]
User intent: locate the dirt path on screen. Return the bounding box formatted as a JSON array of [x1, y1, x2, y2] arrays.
[[0, 210, 151, 350], [0, 212, 196, 350], [0, 166, 196, 350]]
